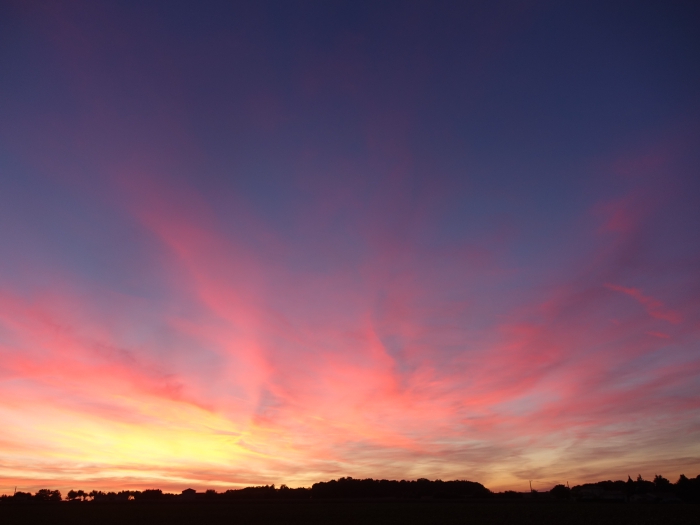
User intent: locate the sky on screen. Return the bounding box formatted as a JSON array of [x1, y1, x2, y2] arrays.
[[0, 0, 699, 494]]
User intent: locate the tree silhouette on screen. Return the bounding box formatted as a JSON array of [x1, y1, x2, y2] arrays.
[[549, 484, 571, 499], [654, 475, 671, 490], [33, 489, 61, 502], [4, 474, 700, 506]]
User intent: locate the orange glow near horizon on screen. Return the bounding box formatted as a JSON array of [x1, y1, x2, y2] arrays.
[[1, 169, 699, 495]]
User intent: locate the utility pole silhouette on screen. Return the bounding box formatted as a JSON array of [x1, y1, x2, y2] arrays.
[[529, 480, 533, 493]]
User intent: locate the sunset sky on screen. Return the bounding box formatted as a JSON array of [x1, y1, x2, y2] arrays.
[[1, 1, 699, 494]]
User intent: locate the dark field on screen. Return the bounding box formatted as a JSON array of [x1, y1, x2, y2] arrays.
[[1, 500, 699, 525]]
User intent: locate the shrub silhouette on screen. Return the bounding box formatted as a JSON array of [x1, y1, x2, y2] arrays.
[[549, 484, 571, 499], [33, 489, 61, 502], [2, 474, 700, 505], [311, 477, 490, 499]]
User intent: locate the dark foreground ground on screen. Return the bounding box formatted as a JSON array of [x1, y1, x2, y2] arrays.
[[2, 500, 699, 525]]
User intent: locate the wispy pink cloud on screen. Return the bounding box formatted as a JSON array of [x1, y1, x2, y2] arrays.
[[605, 283, 683, 324], [1, 2, 699, 495]]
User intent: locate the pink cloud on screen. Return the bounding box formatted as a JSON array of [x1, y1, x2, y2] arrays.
[[0, 6, 699, 492], [605, 283, 683, 324]]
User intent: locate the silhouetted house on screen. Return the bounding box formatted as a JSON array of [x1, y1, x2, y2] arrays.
[[659, 492, 682, 503], [577, 485, 603, 500], [601, 490, 625, 501], [630, 493, 657, 503], [181, 488, 196, 501]]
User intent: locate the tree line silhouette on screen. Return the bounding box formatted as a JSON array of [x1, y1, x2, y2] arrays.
[[2, 474, 699, 504]]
